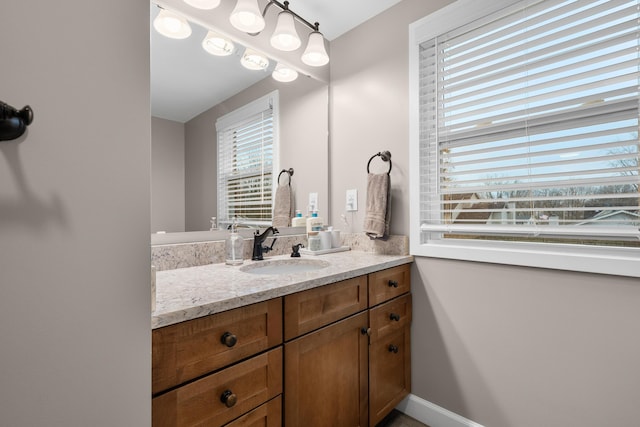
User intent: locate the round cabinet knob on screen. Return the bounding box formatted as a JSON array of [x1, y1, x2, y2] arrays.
[[390, 313, 400, 322], [388, 280, 399, 288], [388, 344, 399, 354], [220, 389, 237, 408], [221, 332, 237, 347], [361, 327, 371, 336]]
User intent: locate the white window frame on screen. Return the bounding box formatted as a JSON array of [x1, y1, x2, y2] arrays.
[[216, 91, 279, 228], [409, 0, 640, 277]]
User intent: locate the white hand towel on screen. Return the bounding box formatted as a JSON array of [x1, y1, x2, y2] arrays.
[[273, 184, 293, 227], [363, 173, 391, 239]]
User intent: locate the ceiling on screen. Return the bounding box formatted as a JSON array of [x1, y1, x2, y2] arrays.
[[276, 0, 404, 42], [151, 0, 403, 122]]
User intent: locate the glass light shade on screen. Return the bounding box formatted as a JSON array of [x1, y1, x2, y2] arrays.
[[229, 0, 265, 33], [153, 9, 192, 39], [301, 31, 329, 66], [183, 0, 220, 9], [272, 63, 299, 82], [270, 11, 301, 51], [241, 49, 269, 70], [202, 31, 234, 56]]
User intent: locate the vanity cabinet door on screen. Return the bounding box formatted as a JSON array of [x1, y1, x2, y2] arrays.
[[152, 348, 282, 427], [369, 326, 411, 427], [368, 296, 412, 427], [284, 311, 369, 427], [153, 299, 282, 394], [368, 264, 411, 307]]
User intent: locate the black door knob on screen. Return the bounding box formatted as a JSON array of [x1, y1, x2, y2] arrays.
[[220, 389, 237, 408], [221, 332, 238, 347], [390, 313, 400, 322], [388, 344, 399, 354]]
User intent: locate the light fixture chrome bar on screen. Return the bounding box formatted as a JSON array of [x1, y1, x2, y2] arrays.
[[256, 0, 320, 34]]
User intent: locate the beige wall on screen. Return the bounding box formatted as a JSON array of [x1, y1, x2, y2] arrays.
[[329, 0, 454, 233], [0, 1, 150, 426], [329, 1, 640, 426], [412, 258, 639, 427], [152, 117, 185, 232], [185, 76, 328, 231]]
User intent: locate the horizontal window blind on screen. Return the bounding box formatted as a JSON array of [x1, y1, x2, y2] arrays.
[[419, 0, 640, 245], [217, 93, 277, 227]]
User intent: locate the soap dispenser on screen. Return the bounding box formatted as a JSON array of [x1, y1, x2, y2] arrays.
[[225, 222, 244, 265], [306, 210, 324, 233], [291, 210, 306, 227]]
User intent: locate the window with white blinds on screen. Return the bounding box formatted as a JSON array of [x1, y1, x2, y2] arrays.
[[217, 92, 278, 228], [410, 0, 640, 276]]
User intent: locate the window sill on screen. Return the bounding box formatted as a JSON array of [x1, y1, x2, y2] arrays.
[[410, 239, 640, 278]]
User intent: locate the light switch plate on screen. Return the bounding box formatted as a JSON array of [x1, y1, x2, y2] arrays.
[[309, 192, 318, 211], [346, 189, 358, 211]]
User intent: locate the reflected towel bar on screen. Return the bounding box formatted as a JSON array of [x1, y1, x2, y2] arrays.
[[277, 168, 294, 185]]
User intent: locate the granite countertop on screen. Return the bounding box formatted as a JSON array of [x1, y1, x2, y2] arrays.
[[152, 251, 413, 329]]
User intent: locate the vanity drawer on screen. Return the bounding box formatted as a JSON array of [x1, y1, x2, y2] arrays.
[[152, 299, 283, 394], [224, 396, 282, 427], [152, 347, 283, 427], [369, 294, 412, 343], [368, 264, 411, 307], [284, 275, 368, 340]]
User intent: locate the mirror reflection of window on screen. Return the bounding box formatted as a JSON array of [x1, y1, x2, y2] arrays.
[[216, 91, 279, 229]]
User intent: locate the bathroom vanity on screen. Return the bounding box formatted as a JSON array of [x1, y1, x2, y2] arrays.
[[152, 251, 412, 427]]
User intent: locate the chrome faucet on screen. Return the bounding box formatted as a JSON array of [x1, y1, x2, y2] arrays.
[[252, 227, 279, 260]]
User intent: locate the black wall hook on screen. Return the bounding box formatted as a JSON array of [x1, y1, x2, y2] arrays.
[[0, 101, 33, 141]]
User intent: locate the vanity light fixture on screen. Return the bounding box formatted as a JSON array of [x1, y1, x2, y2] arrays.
[[230, 0, 266, 33], [202, 30, 235, 56], [231, 0, 329, 66], [241, 48, 269, 71], [153, 8, 192, 39], [183, 0, 220, 9], [272, 63, 298, 82]]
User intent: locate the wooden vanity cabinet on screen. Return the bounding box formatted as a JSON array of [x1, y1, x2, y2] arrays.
[[152, 263, 411, 427], [283, 263, 412, 427]]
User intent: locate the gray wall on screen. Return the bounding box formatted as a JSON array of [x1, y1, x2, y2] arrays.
[[0, 1, 150, 426], [329, 1, 640, 426], [151, 117, 185, 233], [152, 117, 185, 233], [185, 76, 328, 231]]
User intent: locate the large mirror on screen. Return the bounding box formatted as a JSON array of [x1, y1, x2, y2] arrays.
[[150, 0, 329, 242]]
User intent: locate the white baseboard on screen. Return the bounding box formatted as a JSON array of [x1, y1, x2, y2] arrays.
[[395, 394, 485, 427]]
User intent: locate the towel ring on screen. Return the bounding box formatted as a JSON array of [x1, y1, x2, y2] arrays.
[[277, 168, 294, 185], [367, 151, 392, 174]]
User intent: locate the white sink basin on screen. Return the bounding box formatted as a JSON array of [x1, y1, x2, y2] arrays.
[[240, 258, 330, 275]]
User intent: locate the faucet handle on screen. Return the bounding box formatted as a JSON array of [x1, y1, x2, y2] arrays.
[[291, 243, 304, 257]]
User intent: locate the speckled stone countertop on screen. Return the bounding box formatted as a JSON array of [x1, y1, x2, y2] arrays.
[[152, 251, 413, 329]]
